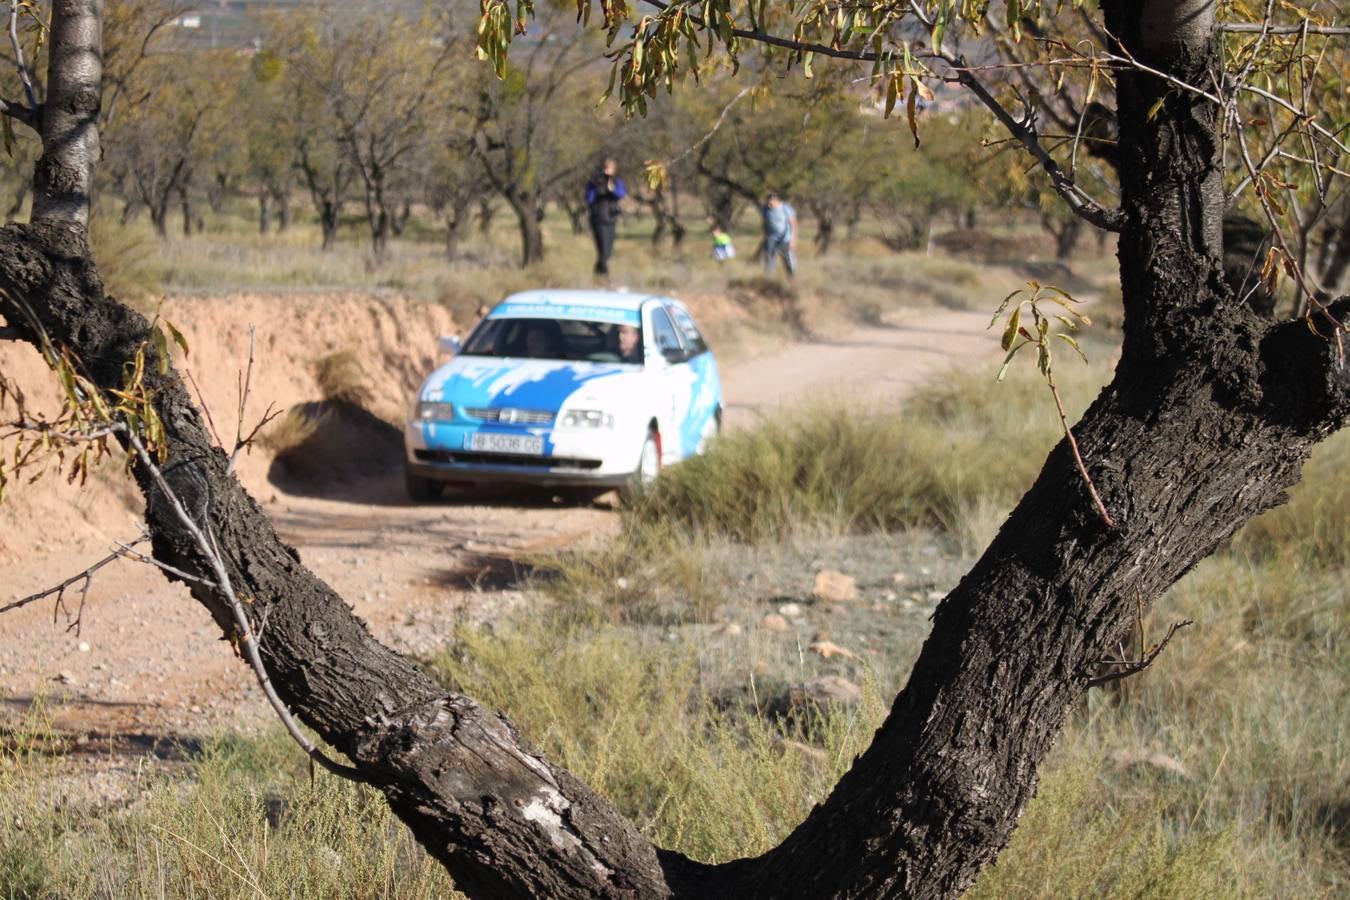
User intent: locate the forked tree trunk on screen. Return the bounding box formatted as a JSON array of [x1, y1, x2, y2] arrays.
[[3, 3, 1348, 900], [319, 199, 339, 251], [507, 189, 545, 267], [258, 189, 272, 235]]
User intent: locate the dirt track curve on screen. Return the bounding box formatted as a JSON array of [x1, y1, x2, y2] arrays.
[[0, 307, 997, 742]]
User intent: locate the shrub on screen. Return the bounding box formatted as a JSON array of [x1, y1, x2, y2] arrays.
[[630, 360, 1112, 543]]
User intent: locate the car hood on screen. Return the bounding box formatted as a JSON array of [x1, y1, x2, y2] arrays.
[[421, 356, 637, 412]]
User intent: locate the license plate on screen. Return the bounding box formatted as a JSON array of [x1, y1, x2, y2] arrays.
[[468, 432, 544, 455]]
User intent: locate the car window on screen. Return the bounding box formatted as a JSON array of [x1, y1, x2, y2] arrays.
[[650, 307, 686, 361], [461, 317, 641, 363], [668, 305, 708, 356]]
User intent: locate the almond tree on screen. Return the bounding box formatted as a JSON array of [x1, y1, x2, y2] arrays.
[[2, 3, 1348, 900], [459, 9, 604, 266]]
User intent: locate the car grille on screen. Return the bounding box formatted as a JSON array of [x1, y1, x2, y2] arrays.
[[463, 407, 555, 425], [415, 450, 602, 470]]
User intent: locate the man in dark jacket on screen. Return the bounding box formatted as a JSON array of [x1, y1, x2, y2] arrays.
[[585, 158, 626, 276]]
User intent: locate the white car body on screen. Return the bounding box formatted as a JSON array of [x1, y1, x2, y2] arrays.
[[404, 290, 723, 495]]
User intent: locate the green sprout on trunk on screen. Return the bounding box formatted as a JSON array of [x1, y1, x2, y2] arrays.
[[990, 280, 1115, 528]]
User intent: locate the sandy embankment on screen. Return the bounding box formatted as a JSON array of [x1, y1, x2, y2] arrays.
[[0, 292, 458, 563]]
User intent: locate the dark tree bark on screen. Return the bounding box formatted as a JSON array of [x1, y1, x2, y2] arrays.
[[477, 197, 495, 235], [179, 182, 194, 237], [1040, 212, 1082, 260], [810, 202, 835, 255], [276, 187, 292, 232], [319, 200, 339, 250], [4, 4, 1349, 900], [505, 189, 545, 267], [560, 198, 588, 235], [5, 180, 30, 222], [258, 188, 273, 235], [443, 197, 473, 261]]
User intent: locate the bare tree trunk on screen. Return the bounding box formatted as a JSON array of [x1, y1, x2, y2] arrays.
[[149, 200, 169, 239], [276, 188, 292, 232], [506, 190, 544, 266], [320, 200, 339, 251], [444, 198, 472, 261], [4, 5, 1349, 900], [179, 184, 194, 237], [30, 0, 103, 229], [258, 189, 272, 235], [477, 197, 495, 235]]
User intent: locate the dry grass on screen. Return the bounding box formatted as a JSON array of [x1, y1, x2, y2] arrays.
[[627, 355, 1114, 544], [256, 405, 327, 455], [97, 203, 1095, 367], [6, 443, 1345, 896], [312, 350, 374, 407]]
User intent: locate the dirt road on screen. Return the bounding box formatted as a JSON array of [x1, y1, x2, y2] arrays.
[[0, 307, 997, 742]]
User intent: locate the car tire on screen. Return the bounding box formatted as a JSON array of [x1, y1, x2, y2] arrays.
[[405, 468, 442, 502], [620, 429, 661, 503], [698, 407, 722, 453]]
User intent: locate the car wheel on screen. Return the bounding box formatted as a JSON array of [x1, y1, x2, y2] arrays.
[[636, 429, 661, 484], [698, 407, 722, 453], [620, 429, 661, 504], [405, 468, 442, 502]]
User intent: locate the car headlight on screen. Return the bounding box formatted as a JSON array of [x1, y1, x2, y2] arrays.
[[560, 408, 614, 429], [415, 400, 455, 422]]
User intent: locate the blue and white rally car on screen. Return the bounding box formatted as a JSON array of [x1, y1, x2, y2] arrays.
[[404, 290, 723, 499]]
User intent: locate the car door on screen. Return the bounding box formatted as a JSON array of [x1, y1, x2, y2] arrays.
[[667, 302, 722, 453], [645, 303, 693, 461]]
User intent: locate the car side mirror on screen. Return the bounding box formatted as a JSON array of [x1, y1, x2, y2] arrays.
[[662, 347, 685, 364], [438, 335, 462, 355]]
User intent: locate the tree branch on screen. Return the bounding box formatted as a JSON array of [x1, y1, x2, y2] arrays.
[[8, 0, 39, 112], [1087, 619, 1193, 688], [0, 537, 145, 618], [636, 0, 1129, 232], [1220, 23, 1350, 35]]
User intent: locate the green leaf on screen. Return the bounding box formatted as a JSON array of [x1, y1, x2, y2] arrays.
[[803, 51, 814, 79], [996, 343, 1022, 382], [151, 326, 169, 376], [989, 288, 1022, 327], [164, 319, 190, 358], [1056, 332, 1087, 362], [1001, 305, 1021, 351], [906, 82, 920, 148]]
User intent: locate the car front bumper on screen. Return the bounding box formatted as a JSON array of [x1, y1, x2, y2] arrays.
[[404, 420, 639, 488]]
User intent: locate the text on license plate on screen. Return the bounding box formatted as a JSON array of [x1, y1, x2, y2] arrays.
[[468, 432, 544, 455]]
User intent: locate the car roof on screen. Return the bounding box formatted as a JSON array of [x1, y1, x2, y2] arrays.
[[487, 290, 669, 326], [496, 289, 662, 312]]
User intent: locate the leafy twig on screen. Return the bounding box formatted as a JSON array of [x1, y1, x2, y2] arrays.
[[989, 281, 1115, 528]]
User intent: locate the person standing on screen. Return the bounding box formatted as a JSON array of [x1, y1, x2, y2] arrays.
[[761, 192, 797, 276], [711, 223, 736, 261], [585, 159, 626, 276]]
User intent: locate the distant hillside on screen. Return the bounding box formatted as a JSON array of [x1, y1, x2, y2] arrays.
[[167, 0, 436, 50]]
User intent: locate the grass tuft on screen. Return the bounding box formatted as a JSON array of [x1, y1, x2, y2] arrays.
[[630, 361, 1111, 544], [312, 350, 374, 407]]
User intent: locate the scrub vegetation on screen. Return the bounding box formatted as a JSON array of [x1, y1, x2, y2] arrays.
[[5, 358, 1346, 898], [2, 0, 1347, 895]]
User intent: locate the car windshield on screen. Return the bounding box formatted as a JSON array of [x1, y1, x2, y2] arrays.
[[462, 317, 644, 364]]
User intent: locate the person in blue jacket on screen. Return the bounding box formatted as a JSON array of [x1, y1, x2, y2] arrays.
[[761, 192, 798, 276], [585, 158, 626, 276]]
